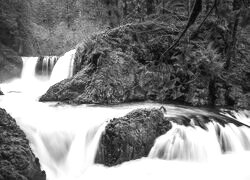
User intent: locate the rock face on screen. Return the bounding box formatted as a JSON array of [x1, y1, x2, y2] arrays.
[[95, 108, 172, 166], [0, 108, 46, 180], [0, 0, 36, 82], [0, 43, 23, 82], [40, 21, 250, 109]]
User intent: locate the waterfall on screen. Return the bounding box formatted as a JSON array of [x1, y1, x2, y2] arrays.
[[35, 56, 58, 78], [27, 122, 107, 179], [148, 121, 250, 161], [21, 57, 39, 80], [50, 49, 76, 85], [0, 49, 76, 95]]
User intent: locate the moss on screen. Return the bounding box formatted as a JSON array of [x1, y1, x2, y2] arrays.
[[40, 20, 250, 109]]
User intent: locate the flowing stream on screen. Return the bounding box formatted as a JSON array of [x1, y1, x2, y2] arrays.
[[0, 50, 250, 180]]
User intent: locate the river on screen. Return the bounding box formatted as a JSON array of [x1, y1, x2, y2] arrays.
[[1, 50, 250, 180]]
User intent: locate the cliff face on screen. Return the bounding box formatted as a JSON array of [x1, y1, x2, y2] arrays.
[[0, 108, 46, 180], [0, 0, 36, 82]]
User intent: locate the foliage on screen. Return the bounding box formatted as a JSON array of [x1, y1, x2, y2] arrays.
[[0, 0, 36, 55], [28, 0, 107, 55]]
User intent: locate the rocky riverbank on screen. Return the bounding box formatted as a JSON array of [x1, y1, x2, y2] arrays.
[[0, 108, 46, 180], [40, 21, 250, 109]]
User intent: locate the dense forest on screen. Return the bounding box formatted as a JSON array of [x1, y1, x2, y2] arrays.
[[1, 0, 250, 55]]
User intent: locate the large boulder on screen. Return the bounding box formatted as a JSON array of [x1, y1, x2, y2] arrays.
[[40, 21, 250, 109], [39, 22, 180, 104], [95, 108, 172, 166], [0, 88, 3, 95], [0, 108, 46, 180]]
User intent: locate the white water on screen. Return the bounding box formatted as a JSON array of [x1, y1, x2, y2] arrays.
[[37, 56, 58, 77], [50, 49, 76, 85], [1, 50, 250, 180], [22, 57, 39, 80], [149, 122, 250, 161]]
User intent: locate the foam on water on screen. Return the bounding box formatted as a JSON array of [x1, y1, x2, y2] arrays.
[[149, 121, 250, 161]]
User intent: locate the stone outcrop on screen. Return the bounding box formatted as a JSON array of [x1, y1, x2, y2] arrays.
[[95, 108, 172, 166], [40, 21, 250, 109], [0, 108, 46, 180], [39, 22, 179, 104]]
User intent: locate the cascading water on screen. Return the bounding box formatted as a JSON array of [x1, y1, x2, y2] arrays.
[[148, 122, 250, 161], [0, 49, 250, 180], [35, 56, 58, 78], [22, 57, 39, 80], [50, 49, 76, 85], [1, 50, 76, 96]]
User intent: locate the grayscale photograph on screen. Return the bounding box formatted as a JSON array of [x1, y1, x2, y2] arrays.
[[0, 0, 250, 179]]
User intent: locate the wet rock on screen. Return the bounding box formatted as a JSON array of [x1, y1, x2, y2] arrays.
[[40, 50, 141, 104], [95, 108, 172, 166], [0, 108, 46, 180]]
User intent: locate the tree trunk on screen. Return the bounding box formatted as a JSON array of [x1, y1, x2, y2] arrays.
[[162, 0, 165, 14], [225, 0, 241, 69], [225, 12, 240, 69]]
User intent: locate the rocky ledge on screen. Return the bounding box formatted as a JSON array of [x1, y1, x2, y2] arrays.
[[0, 108, 46, 180], [40, 21, 250, 109]]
